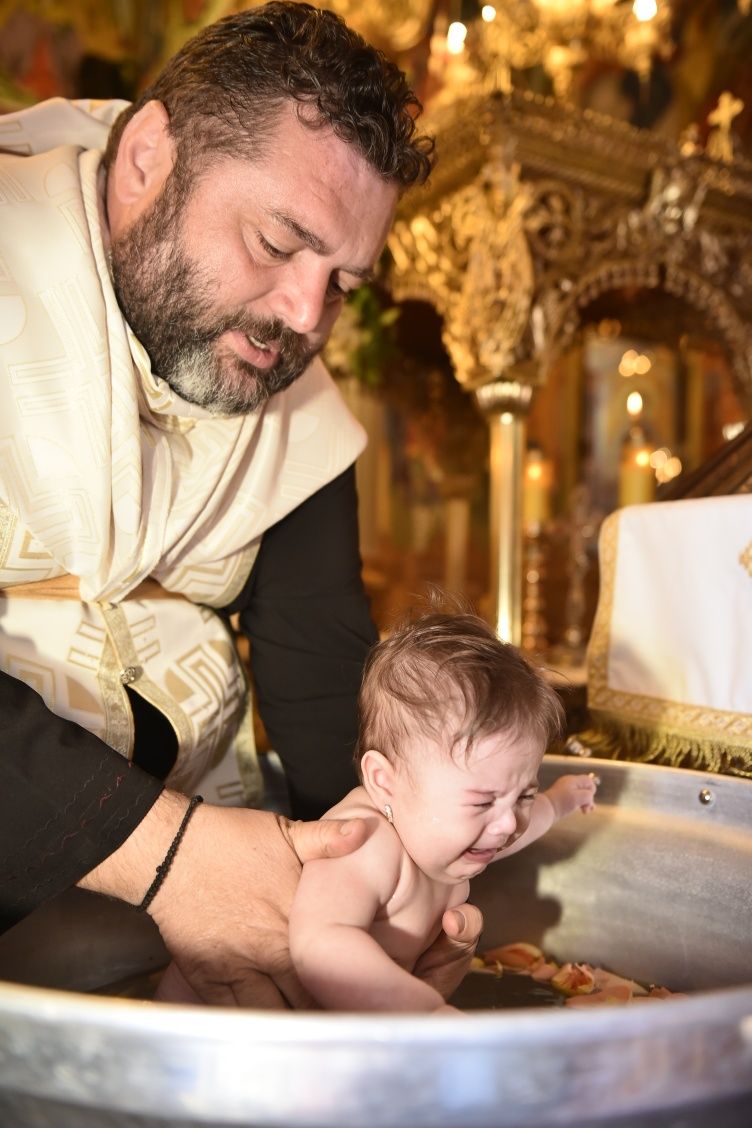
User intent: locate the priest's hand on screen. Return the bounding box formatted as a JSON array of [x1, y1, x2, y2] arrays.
[[412, 903, 484, 1002], [80, 790, 368, 1007]]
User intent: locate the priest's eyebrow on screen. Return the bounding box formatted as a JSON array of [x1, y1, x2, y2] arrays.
[[270, 210, 376, 280]]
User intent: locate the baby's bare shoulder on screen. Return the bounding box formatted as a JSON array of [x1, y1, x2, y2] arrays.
[[324, 785, 382, 823], [319, 787, 404, 883]]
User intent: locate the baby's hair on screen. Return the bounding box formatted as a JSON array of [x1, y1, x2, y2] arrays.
[[356, 597, 564, 774]]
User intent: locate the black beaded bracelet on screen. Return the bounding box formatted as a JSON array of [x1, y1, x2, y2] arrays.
[[137, 795, 204, 913]]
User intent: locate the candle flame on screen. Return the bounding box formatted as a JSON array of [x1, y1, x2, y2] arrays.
[[626, 391, 644, 416], [447, 21, 467, 54], [633, 0, 658, 21]]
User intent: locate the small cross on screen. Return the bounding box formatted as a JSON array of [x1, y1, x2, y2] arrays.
[[707, 91, 744, 162], [708, 91, 744, 131]]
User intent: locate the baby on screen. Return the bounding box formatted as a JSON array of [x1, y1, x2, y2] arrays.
[[289, 608, 596, 1013]]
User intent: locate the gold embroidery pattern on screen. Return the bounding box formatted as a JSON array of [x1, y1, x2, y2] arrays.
[[741, 541, 752, 576]]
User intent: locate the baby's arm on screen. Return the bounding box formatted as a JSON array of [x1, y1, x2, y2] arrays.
[[497, 773, 597, 860], [289, 817, 447, 1013]]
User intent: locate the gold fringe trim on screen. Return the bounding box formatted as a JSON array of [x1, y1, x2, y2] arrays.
[[576, 712, 752, 780]]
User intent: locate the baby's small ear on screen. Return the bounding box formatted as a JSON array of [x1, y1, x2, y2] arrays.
[[360, 749, 395, 801]]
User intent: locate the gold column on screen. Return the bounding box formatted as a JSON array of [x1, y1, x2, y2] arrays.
[[475, 380, 533, 643]]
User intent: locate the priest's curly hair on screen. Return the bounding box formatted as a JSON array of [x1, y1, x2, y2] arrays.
[[102, 1, 434, 192]]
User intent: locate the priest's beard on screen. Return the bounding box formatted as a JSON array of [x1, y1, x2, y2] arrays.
[[109, 177, 316, 416]]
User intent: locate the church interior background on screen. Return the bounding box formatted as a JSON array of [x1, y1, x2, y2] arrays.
[[3, 0, 750, 733]]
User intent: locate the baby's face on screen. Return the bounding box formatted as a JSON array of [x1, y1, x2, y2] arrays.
[[388, 729, 544, 885]]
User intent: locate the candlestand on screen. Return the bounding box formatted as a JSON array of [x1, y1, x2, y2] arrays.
[[521, 519, 548, 654]]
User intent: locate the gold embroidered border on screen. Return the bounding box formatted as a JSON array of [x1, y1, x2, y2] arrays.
[[585, 509, 619, 708], [583, 510, 752, 775], [0, 500, 15, 569], [100, 602, 193, 762]]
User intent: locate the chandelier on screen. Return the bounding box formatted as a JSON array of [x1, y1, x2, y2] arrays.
[[435, 0, 674, 102]]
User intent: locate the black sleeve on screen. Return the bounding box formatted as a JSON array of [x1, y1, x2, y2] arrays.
[[0, 671, 163, 933], [228, 464, 379, 820]]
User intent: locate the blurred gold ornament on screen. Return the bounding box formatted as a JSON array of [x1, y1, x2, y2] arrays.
[[323, 0, 434, 52], [427, 0, 674, 106]]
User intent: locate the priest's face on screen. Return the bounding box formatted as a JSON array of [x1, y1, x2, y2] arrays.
[[109, 102, 397, 415]]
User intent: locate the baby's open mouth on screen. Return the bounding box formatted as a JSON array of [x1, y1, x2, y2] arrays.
[[465, 846, 498, 861]]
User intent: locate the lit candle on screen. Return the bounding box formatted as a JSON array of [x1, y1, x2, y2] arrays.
[[523, 449, 552, 527], [618, 441, 655, 506]]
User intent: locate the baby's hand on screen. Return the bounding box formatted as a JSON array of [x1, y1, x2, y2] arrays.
[[544, 773, 598, 820]]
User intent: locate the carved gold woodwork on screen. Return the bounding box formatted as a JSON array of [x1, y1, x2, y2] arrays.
[[387, 88, 752, 640], [390, 143, 537, 391]]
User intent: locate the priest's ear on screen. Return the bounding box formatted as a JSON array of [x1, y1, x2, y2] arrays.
[[107, 101, 175, 235]]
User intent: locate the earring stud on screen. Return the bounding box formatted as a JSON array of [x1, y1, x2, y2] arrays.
[[383, 803, 394, 824]]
